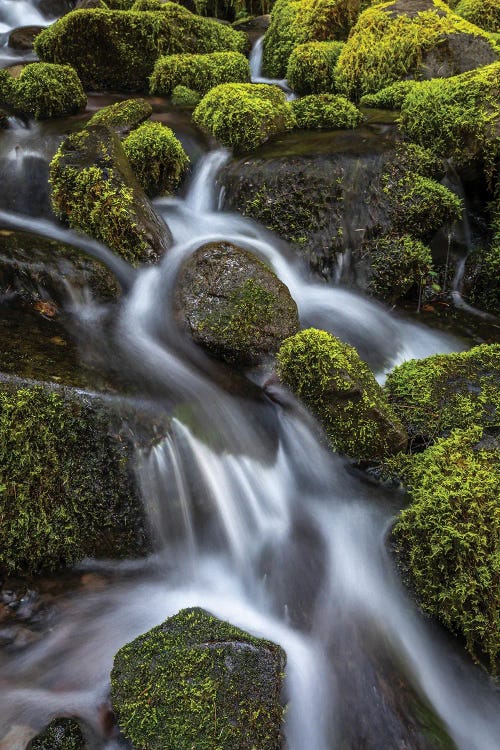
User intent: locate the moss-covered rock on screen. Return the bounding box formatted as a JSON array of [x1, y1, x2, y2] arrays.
[[291, 92, 362, 129], [277, 328, 408, 460], [87, 97, 153, 135], [385, 344, 500, 446], [0, 68, 15, 108], [359, 79, 419, 109], [464, 242, 500, 315], [335, 0, 498, 100], [111, 607, 286, 750], [122, 121, 189, 197], [150, 50, 250, 96], [4, 62, 86, 119], [286, 40, 344, 95], [171, 84, 201, 105], [49, 124, 171, 264], [391, 427, 500, 671], [174, 241, 299, 365], [34, 7, 246, 92], [27, 718, 87, 750], [366, 234, 433, 303], [455, 0, 500, 33], [193, 83, 295, 152]]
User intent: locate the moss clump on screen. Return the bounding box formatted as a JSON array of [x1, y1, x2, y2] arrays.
[[0, 68, 16, 108], [385, 344, 500, 446], [367, 234, 433, 303], [122, 121, 189, 197], [291, 92, 362, 128], [171, 84, 201, 105], [87, 97, 153, 132], [360, 79, 419, 109], [34, 7, 246, 92], [150, 50, 250, 96], [111, 607, 286, 750], [7, 62, 86, 120], [335, 0, 498, 100], [193, 83, 295, 152], [455, 0, 500, 33], [286, 40, 344, 95], [390, 141, 446, 180], [399, 61, 500, 172], [465, 242, 500, 314], [277, 328, 408, 460], [392, 427, 500, 671], [27, 718, 86, 750]]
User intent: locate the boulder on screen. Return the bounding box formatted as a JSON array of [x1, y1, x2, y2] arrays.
[[87, 97, 153, 136], [27, 718, 90, 749], [8, 26, 44, 50], [111, 607, 286, 750], [150, 50, 250, 97], [0, 62, 86, 120], [174, 241, 299, 365]]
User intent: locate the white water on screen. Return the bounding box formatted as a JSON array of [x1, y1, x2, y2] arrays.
[[250, 36, 296, 100], [0, 0, 47, 36]]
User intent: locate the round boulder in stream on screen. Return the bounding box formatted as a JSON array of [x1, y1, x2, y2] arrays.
[[174, 241, 299, 366], [110, 607, 286, 750]]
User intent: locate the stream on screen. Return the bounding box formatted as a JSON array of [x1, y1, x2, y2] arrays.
[[0, 3, 499, 749]]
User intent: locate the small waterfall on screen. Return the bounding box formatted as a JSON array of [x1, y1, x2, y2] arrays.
[[249, 36, 296, 100], [0, 0, 47, 35]]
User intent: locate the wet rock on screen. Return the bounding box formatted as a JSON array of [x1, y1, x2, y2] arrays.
[[174, 241, 299, 365], [27, 717, 90, 749], [87, 97, 153, 136], [38, 0, 76, 17], [8, 26, 43, 51], [111, 607, 286, 750], [0, 725, 37, 750]]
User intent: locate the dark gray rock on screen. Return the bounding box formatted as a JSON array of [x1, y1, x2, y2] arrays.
[[8, 26, 43, 51]]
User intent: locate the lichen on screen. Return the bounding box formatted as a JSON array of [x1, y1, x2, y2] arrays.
[[150, 50, 250, 96], [8, 62, 86, 120], [286, 40, 344, 95], [291, 92, 362, 128], [122, 121, 189, 197], [366, 234, 433, 303]]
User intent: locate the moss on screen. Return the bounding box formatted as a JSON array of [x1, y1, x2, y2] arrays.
[[111, 607, 286, 750], [399, 61, 500, 173], [0, 383, 149, 576], [367, 234, 433, 303], [87, 97, 153, 131], [391, 141, 446, 180], [277, 328, 408, 460], [286, 40, 344, 95], [0, 68, 16, 108], [122, 121, 189, 197], [455, 0, 500, 33], [150, 50, 250, 96], [392, 427, 500, 671], [385, 344, 500, 446], [171, 84, 201, 105], [193, 83, 295, 152], [465, 242, 500, 314], [34, 7, 246, 92], [359, 79, 419, 109], [291, 92, 362, 128], [335, 0, 498, 100], [7, 62, 86, 120], [196, 0, 272, 21], [27, 718, 86, 750]]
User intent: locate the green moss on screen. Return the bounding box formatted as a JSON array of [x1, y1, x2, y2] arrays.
[[0, 68, 16, 108], [465, 242, 500, 314], [87, 97, 153, 130], [335, 0, 498, 100], [277, 328, 408, 460], [391, 141, 446, 180], [360, 79, 419, 109], [392, 427, 500, 671], [122, 121, 189, 197], [196, 0, 272, 20], [367, 234, 433, 303], [34, 7, 246, 92], [132, 0, 165, 8], [291, 92, 362, 128], [455, 0, 500, 33], [150, 50, 250, 96], [385, 344, 500, 445], [171, 84, 201, 105], [7, 62, 86, 120], [193, 82, 295, 151], [27, 718, 86, 750], [399, 61, 500, 173], [286, 40, 344, 95], [111, 607, 286, 750]]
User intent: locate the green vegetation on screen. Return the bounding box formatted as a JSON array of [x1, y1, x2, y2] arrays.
[[292, 93, 362, 128], [87, 97, 153, 131], [122, 121, 189, 197], [455, 0, 500, 33], [286, 40, 344, 95], [150, 50, 250, 96], [27, 718, 86, 750], [2, 63, 86, 120], [111, 607, 286, 750], [34, 6, 246, 91], [277, 328, 408, 460], [465, 242, 500, 314], [367, 234, 433, 304], [392, 427, 500, 672], [193, 83, 295, 151], [385, 344, 500, 445], [360, 79, 419, 109], [171, 85, 201, 105], [0, 68, 16, 108]]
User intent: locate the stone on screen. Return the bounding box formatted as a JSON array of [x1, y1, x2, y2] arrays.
[[8, 26, 44, 51]]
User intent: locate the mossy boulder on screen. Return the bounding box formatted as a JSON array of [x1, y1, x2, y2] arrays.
[[291, 93, 362, 129], [122, 121, 189, 197], [385, 344, 500, 446], [366, 234, 433, 304], [34, 6, 246, 92], [87, 97, 153, 135], [464, 242, 500, 315], [277, 328, 408, 460], [391, 427, 500, 671], [193, 83, 295, 152], [174, 241, 299, 365], [49, 124, 172, 264], [171, 84, 201, 105], [150, 50, 250, 96], [111, 607, 286, 750], [2, 62, 86, 120], [335, 0, 498, 100], [286, 40, 344, 95], [455, 0, 500, 33], [27, 718, 88, 750]]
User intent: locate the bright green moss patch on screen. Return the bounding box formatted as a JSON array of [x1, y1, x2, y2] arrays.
[[392, 427, 500, 671], [0, 68, 16, 108], [277, 328, 408, 460], [111, 607, 286, 750], [385, 344, 500, 445], [291, 92, 362, 128], [150, 50, 250, 96], [171, 84, 201, 105], [122, 121, 189, 197], [286, 40, 344, 95], [360, 79, 419, 109], [455, 0, 500, 33], [87, 97, 153, 132], [367, 234, 433, 303], [7, 62, 86, 119], [193, 83, 295, 151]]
